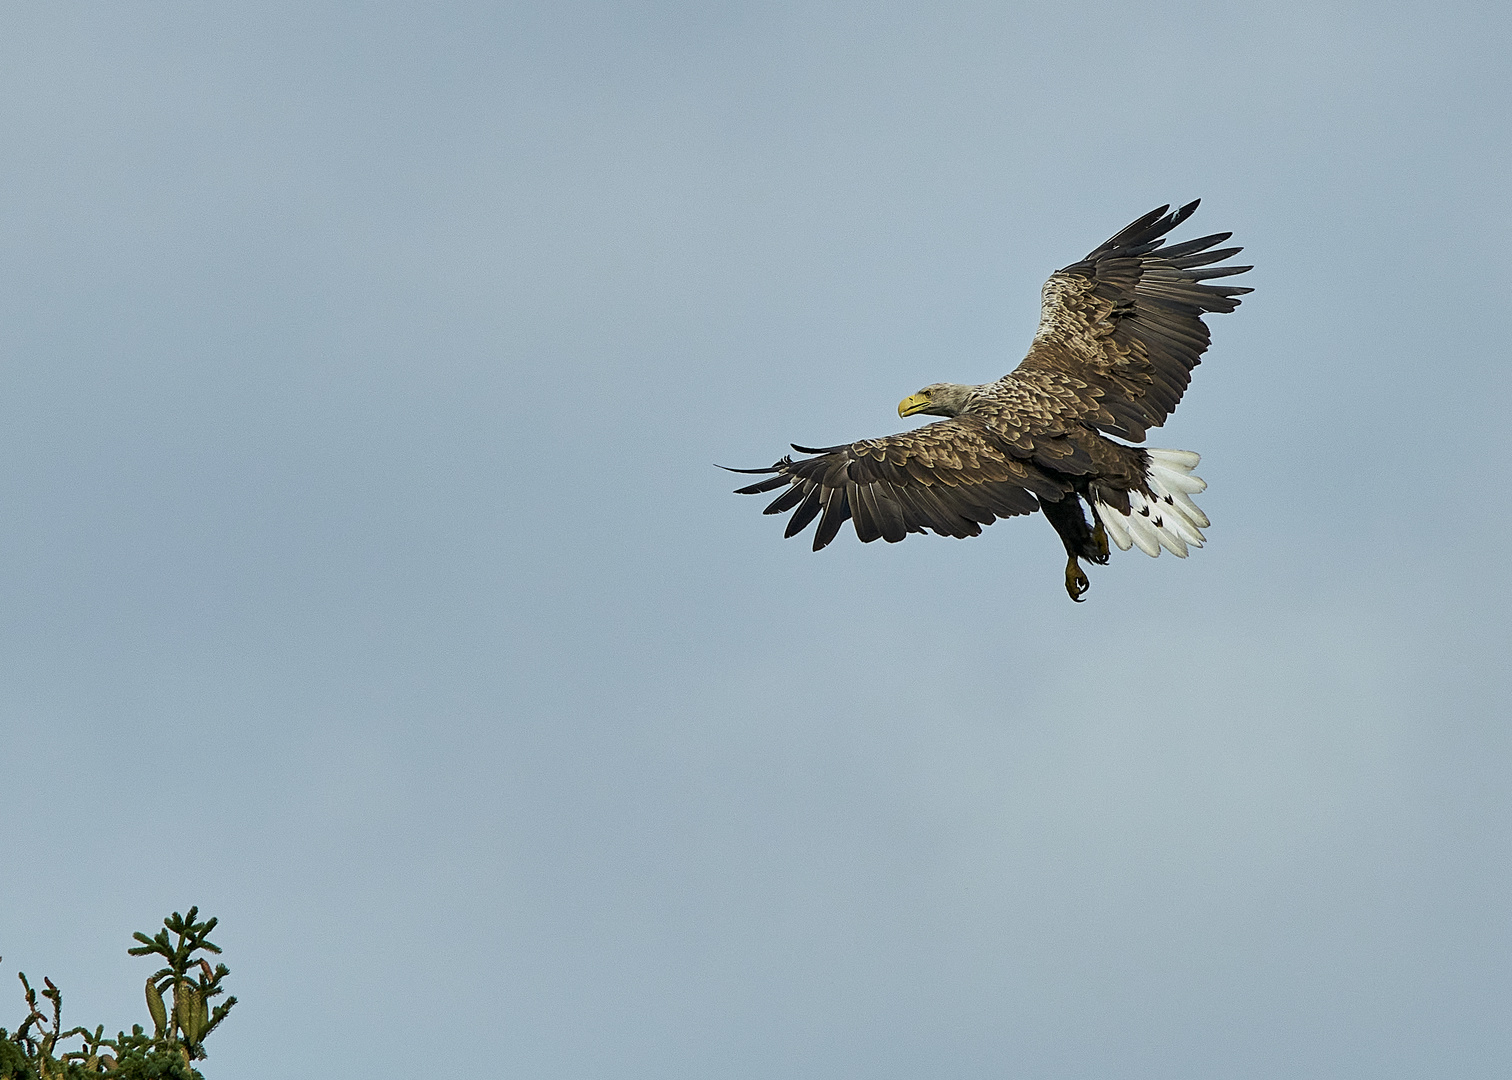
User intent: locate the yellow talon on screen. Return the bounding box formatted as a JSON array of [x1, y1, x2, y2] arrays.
[[1092, 519, 1109, 560], [1065, 556, 1090, 602]]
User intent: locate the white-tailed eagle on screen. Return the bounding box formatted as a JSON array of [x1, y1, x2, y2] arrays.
[[725, 201, 1252, 601]]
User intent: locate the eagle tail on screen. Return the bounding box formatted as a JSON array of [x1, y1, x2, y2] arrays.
[[1093, 449, 1209, 558]]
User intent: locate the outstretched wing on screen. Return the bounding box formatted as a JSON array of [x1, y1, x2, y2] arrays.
[[726, 418, 1070, 551], [1006, 200, 1252, 442]]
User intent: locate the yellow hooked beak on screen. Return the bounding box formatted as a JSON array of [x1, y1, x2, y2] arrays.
[[898, 393, 930, 418]]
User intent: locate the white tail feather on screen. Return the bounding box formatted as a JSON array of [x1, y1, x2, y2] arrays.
[[1100, 506, 1133, 551], [1093, 449, 1209, 559], [1147, 448, 1200, 470]]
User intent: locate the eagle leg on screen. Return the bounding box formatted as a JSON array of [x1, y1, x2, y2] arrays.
[[1064, 557, 1090, 602], [1042, 494, 1102, 600]]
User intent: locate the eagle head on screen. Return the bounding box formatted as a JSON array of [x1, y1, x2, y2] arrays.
[[898, 382, 975, 419]]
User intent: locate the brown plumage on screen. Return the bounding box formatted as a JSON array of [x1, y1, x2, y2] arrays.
[[725, 201, 1252, 600]]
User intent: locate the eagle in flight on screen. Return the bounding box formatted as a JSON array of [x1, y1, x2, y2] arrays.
[[725, 201, 1252, 601]]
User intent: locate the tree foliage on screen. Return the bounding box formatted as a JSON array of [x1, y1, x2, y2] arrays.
[[1, 909, 235, 1079]]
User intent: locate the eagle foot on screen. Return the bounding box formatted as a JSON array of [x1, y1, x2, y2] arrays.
[[1092, 519, 1109, 562], [1065, 557, 1090, 603]]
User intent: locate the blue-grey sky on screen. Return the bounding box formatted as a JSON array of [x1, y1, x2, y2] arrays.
[[2, 3, 1510, 1077]]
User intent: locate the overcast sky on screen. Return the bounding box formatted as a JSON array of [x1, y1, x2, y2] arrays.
[[2, 3, 1510, 1077]]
